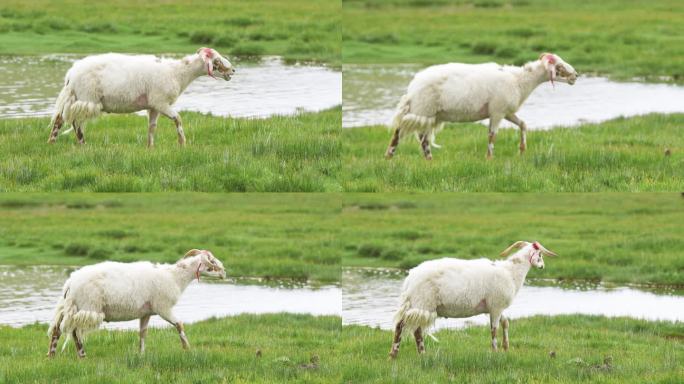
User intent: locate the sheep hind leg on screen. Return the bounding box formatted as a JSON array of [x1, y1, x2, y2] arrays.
[[419, 133, 432, 160], [47, 114, 64, 143], [388, 320, 404, 359], [414, 327, 425, 354], [73, 122, 85, 145], [500, 316, 510, 351], [73, 330, 86, 358], [385, 128, 401, 159], [505, 114, 527, 154], [139, 314, 151, 353], [46, 314, 63, 357]]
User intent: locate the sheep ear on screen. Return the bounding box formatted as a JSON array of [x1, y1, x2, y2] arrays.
[[540, 53, 557, 82], [499, 241, 527, 257], [184, 249, 203, 258], [197, 47, 215, 77]]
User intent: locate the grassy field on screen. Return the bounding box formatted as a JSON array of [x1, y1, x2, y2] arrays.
[[0, 314, 341, 383], [338, 193, 684, 285], [343, 0, 684, 82], [341, 114, 684, 192], [0, 108, 340, 192], [0, 193, 341, 282], [0, 0, 340, 64], [341, 315, 683, 383]]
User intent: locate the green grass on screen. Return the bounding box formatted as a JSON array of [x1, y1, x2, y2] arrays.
[[0, 108, 341, 192], [0, 0, 340, 64], [0, 314, 341, 383], [0, 193, 341, 282], [2, 192, 683, 285], [343, 0, 684, 82], [341, 114, 684, 192], [341, 315, 684, 383], [338, 193, 684, 285]]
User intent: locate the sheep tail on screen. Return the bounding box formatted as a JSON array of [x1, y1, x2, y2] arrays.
[[390, 94, 411, 133], [56, 283, 104, 351], [393, 294, 438, 336], [49, 78, 102, 136], [391, 94, 439, 145]]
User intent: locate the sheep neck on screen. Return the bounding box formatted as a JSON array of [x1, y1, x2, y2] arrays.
[[504, 254, 532, 293], [172, 256, 202, 291], [174, 56, 208, 92], [515, 62, 549, 105]]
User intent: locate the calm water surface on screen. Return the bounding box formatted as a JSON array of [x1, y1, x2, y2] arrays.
[[0, 265, 340, 330], [343, 268, 684, 331], [343, 64, 684, 129], [0, 55, 341, 119]]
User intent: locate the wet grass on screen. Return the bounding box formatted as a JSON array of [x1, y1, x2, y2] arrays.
[[339, 193, 684, 285], [0, 193, 341, 282], [341, 114, 684, 192], [0, 0, 340, 64], [341, 315, 683, 383], [343, 0, 684, 83], [0, 314, 341, 383], [0, 108, 341, 192]]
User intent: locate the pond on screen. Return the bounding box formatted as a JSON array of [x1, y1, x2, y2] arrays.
[[342, 268, 684, 331], [0, 55, 341, 119], [342, 64, 684, 129], [0, 265, 340, 330]]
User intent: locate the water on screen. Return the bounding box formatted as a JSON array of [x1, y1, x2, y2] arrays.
[[0, 266, 340, 330], [0, 55, 341, 119], [342, 268, 684, 331], [343, 64, 684, 129]]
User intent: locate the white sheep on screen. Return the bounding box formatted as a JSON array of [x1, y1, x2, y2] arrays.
[[47, 47, 235, 146], [388, 241, 557, 359], [385, 53, 577, 160], [47, 249, 226, 358]]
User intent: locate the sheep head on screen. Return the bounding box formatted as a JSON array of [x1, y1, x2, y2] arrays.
[[197, 47, 235, 81], [500, 241, 557, 270], [539, 53, 577, 85], [184, 249, 227, 279]]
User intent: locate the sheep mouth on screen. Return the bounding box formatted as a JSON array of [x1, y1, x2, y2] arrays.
[[201, 270, 226, 279]]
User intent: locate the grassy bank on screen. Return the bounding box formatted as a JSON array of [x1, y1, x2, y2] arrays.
[[341, 114, 684, 192], [343, 0, 684, 82], [339, 193, 684, 285], [341, 315, 683, 383], [0, 193, 341, 282], [0, 314, 340, 383], [0, 0, 340, 64], [0, 108, 340, 192]]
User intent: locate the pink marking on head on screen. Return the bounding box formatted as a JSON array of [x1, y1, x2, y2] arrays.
[[532, 242, 540, 250], [202, 48, 214, 58]]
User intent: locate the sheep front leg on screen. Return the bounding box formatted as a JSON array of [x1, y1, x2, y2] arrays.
[[147, 110, 159, 148], [388, 320, 404, 359], [73, 330, 86, 358], [160, 312, 190, 349], [385, 128, 401, 159], [47, 114, 64, 143], [139, 314, 151, 353], [414, 327, 425, 354], [487, 116, 502, 159], [490, 312, 503, 351], [505, 114, 527, 154], [500, 316, 510, 351], [159, 107, 186, 146]]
